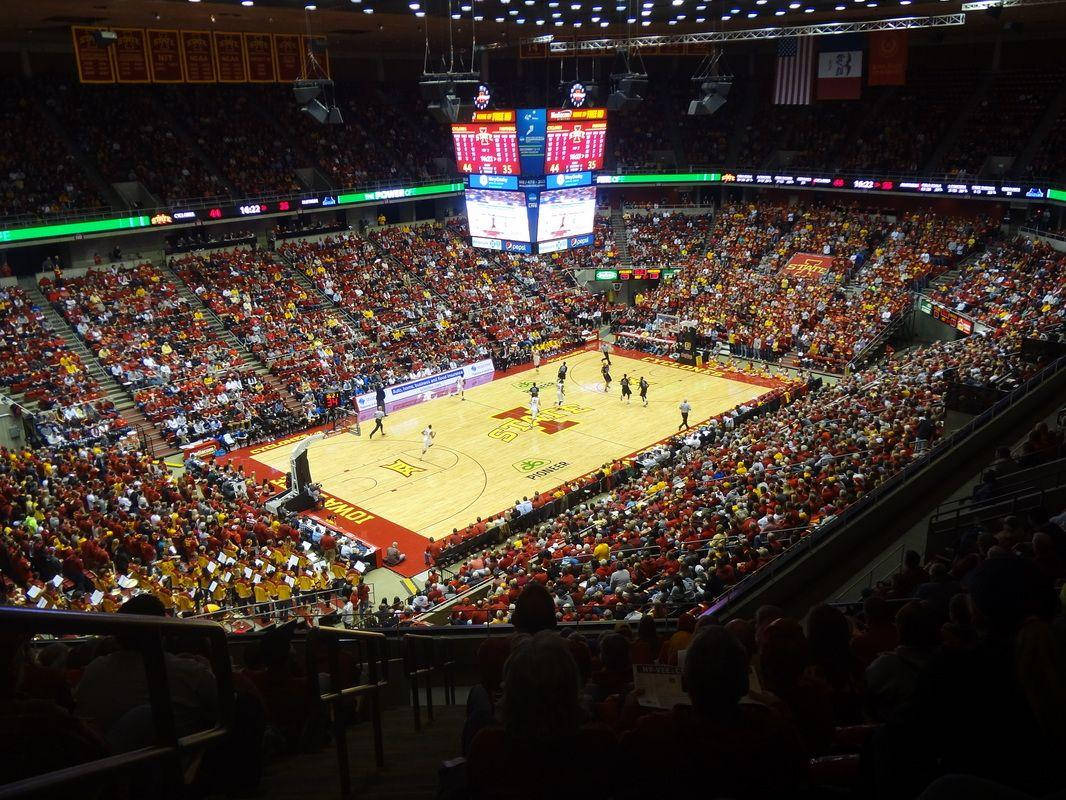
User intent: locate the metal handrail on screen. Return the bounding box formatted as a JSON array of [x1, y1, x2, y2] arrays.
[[305, 626, 388, 799], [0, 606, 235, 800], [402, 633, 456, 732]]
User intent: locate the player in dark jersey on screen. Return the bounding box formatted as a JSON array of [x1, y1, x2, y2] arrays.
[[558, 361, 568, 382], [639, 377, 649, 407], [601, 363, 612, 392], [529, 384, 540, 400], [620, 374, 632, 403]]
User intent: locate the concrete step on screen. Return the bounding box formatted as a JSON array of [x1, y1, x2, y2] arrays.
[[261, 704, 465, 800]]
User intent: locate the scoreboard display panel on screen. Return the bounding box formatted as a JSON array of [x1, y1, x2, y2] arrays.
[[451, 122, 521, 176], [464, 188, 531, 243], [544, 108, 607, 174], [536, 185, 597, 242]]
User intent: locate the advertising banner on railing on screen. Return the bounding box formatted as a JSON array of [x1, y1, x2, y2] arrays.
[[353, 359, 495, 420]]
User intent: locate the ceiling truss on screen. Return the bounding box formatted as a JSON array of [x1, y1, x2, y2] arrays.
[[526, 13, 966, 53]]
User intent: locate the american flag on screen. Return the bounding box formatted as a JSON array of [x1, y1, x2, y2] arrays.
[[773, 36, 814, 105]]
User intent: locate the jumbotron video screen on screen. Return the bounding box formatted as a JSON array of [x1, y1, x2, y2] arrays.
[[536, 185, 597, 242]]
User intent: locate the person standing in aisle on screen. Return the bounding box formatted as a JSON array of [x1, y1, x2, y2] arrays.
[[678, 399, 692, 431]]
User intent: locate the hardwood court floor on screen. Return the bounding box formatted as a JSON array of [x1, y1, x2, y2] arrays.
[[246, 349, 773, 543]]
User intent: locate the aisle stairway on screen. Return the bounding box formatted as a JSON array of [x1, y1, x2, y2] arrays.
[[263, 702, 465, 800], [158, 260, 306, 417], [610, 208, 631, 267], [19, 278, 176, 457]]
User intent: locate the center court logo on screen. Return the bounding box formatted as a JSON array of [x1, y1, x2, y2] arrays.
[[381, 459, 426, 478], [488, 404, 591, 442], [513, 380, 554, 392]]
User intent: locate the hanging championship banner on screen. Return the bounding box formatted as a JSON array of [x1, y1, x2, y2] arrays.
[[114, 28, 150, 83], [181, 30, 216, 83], [214, 31, 247, 83], [244, 33, 276, 82], [147, 29, 184, 82], [72, 27, 116, 83]]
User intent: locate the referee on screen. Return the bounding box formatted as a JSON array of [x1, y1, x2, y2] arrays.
[[369, 407, 386, 438], [678, 399, 692, 431]]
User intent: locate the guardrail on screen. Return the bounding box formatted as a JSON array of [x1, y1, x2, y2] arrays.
[[402, 634, 456, 732], [305, 626, 388, 799], [0, 606, 235, 800]]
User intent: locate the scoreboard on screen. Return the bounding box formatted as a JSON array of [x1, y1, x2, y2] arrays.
[[453, 106, 606, 254], [544, 108, 607, 174], [451, 121, 521, 176]]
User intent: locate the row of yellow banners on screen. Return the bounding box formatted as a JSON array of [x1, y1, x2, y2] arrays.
[[71, 26, 329, 84]]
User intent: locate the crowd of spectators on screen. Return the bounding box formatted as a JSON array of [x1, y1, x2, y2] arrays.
[[614, 202, 997, 370], [942, 66, 1066, 177], [1026, 106, 1066, 181], [735, 101, 860, 170], [172, 247, 368, 418], [369, 220, 600, 368], [256, 82, 451, 187], [609, 98, 677, 169], [422, 318, 1050, 632], [160, 85, 305, 196], [456, 480, 1066, 798], [0, 284, 129, 448], [41, 261, 301, 449], [1, 80, 103, 220], [930, 235, 1066, 339], [0, 445, 369, 628], [838, 67, 980, 174], [43, 83, 225, 205], [802, 211, 994, 368]]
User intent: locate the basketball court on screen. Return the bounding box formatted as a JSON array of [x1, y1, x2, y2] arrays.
[[224, 346, 782, 576]]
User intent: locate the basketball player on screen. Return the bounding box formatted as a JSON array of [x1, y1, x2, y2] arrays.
[[639, 376, 649, 407], [558, 361, 568, 382], [369, 408, 385, 438], [529, 383, 540, 401], [421, 424, 435, 455], [620, 374, 632, 403], [530, 392, 541, 421], [532, 348, 541, 373], [455, 374, 465, 400], [601, 362, 612, 392], [556, 379, 566, 407], [678, 399, 692, 431]]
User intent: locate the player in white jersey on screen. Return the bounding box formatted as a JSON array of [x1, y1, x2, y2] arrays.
[[530, 394, 541, 421], [556, 380, 566, 407], [532, 349, 541, 373], [455, 374, 465, 400], [421, 424, 435, 455]]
